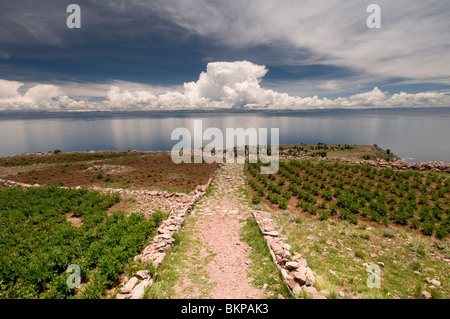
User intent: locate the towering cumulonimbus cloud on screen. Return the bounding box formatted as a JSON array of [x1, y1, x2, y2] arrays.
[[1, 61, 450, 111]]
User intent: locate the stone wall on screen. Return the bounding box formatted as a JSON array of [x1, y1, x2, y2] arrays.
[[251, 210, 327, 299], [280, 155, 450, 173], [114, 171, 218, 299]]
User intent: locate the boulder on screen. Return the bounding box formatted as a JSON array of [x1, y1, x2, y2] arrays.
[[282, 249, 292, 260], [263, 231, 279, 237], [285, 262, 299, 270], [121, 277, 138, 294], [298, 258, 308, 268], [303, 286, 318, 296], [152, 252, 166, 268], [293, 271, 307, 285], [305, 268, 316, 286], [292, 286, 302, 298], [135, 270, 150, 280], [280, 269, 292, 281], [270, 241, 284, 255], [130, 279, 153, 299], [421, 291, 432, 299], [430, 279, 441, 287], [288, 278, 300, 290]]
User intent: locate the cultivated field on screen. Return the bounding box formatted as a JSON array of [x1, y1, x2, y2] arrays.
[[0, 151, 220, 192], [246, 159, 450, 298], [0, 151, 221, 299], [1, 147, 449, 299], [0, 185, 166, 298]]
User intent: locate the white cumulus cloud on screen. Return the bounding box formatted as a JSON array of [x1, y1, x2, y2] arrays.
[[0, 61, 449, 111]]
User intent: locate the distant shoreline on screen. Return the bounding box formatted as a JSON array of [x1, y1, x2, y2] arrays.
[[1, 106, 450, 119]]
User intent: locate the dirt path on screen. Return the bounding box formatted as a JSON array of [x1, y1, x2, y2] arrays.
[[173, 163, 265, 299]]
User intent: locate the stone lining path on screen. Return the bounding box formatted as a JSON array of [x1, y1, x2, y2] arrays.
[[173, 163, 266, 299]]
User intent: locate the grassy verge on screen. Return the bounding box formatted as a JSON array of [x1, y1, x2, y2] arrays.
[[239, 217, 292, 299], [144, 215, 216, 299], [273, 210, 449, 299]]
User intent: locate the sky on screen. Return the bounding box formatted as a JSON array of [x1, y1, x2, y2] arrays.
[[0, 0, 450, 111]]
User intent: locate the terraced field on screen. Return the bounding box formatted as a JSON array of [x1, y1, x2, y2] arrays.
[[246, 159, 450, 298], [248, 159, 450, 238], [0, 151, 220, 192]]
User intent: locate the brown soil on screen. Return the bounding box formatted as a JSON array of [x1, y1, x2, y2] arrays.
[[65, 213, 83, 227], [1, 151, 220, 192]]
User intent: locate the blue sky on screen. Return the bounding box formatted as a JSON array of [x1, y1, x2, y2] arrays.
[[1, 0, 450, 110]]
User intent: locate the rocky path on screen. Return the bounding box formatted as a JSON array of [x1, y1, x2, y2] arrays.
[[173, 163, 266, 299]]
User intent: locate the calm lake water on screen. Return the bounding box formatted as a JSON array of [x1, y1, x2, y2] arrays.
[[1, 108, 449, 163]]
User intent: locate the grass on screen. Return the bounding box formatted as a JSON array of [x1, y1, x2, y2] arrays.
[[239, 217, 292, 299], [144, 214, 216, 299], [272, 209, 450, 299], [279, 143, 400, 161]]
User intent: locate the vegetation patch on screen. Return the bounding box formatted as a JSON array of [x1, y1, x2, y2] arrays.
[[279, 143, 400, 161], [1, 151, 220, 192], [240, 217, 292, 299], [245, 158, 449, 298], [272, 211, 449, 298], [247, 159, 449, 239], [0, 186, 164, 299], [144, 215, 216, 299]]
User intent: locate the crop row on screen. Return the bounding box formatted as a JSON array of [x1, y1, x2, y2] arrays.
[[247, 160, 449, 238]]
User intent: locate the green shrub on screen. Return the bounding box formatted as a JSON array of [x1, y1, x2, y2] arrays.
[[359, 232, 370, 240], [329, 204, 338, 215], [383, 229, 397, 238], [435, 225, 448, 239], [408, 260, 422, 272], [318, 210, 330, 221], [279, 198, 288, 210], [421, 222, 435, 236], [252, 196, 261, 205], [354, 250, 365, 260], [410, 219, 420, 229]]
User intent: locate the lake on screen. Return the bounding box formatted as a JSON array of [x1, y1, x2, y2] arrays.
[[1, 108, 449, 163]]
